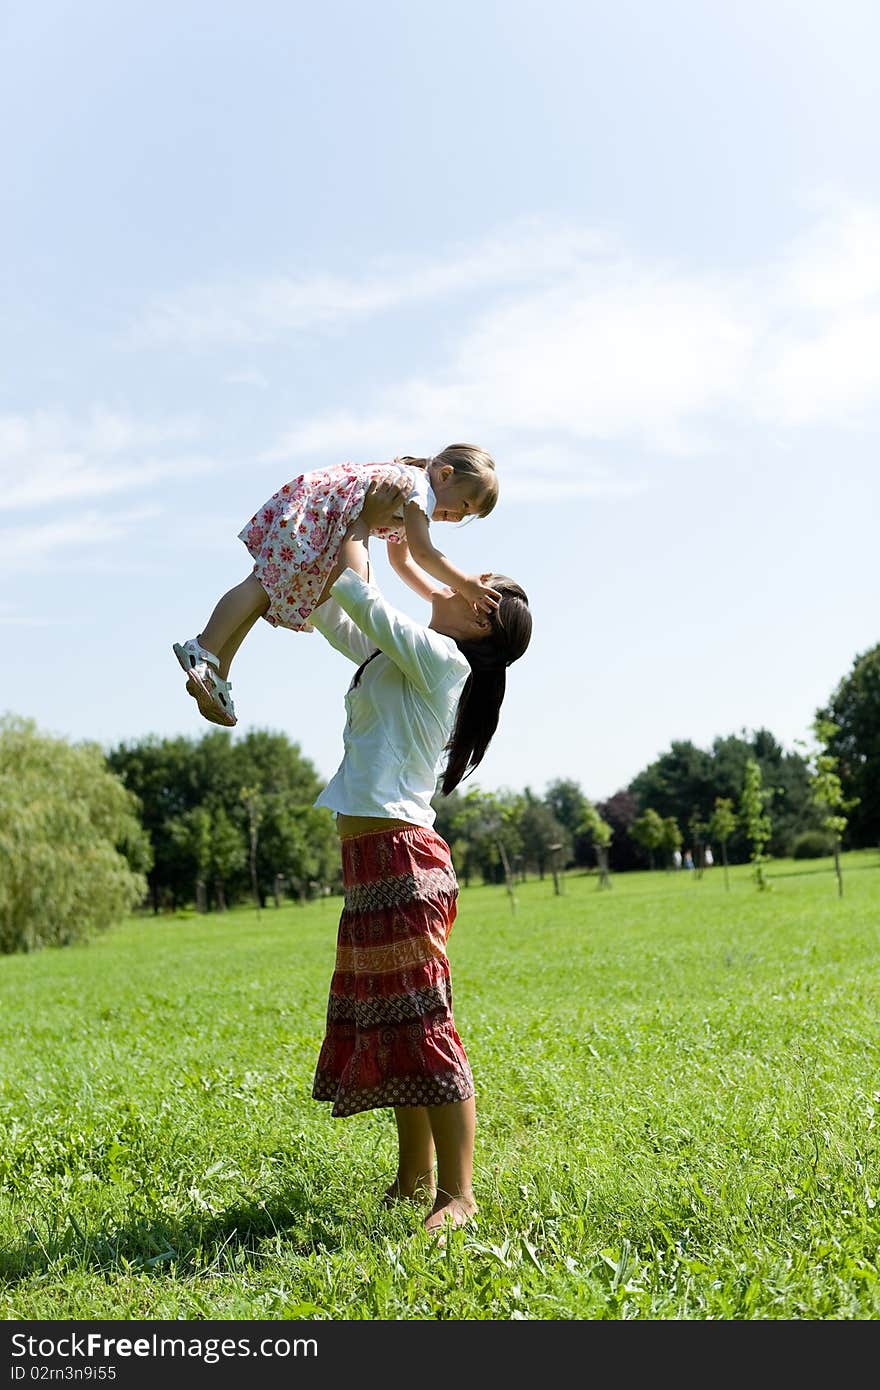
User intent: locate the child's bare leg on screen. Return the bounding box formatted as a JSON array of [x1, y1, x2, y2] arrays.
[[198, 574, 269, 671], [214, 609, 265, 680], [383, 1107, 436, 1206], [424, 1097, 477, 1236]]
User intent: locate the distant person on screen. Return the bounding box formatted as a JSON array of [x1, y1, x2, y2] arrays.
[[704, 846, 714, 868], [172, 446, 501, 726], [306, 478, 532, 1239], [684, 849, 694, 871], [672, 848, 683, 870]]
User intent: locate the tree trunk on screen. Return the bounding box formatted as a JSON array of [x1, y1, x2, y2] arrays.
[[496, 839, 517, 916], [721, 841, 730, 892], [833, 841, 843, 898], [249, 829, 260, 913], [195, 877, 207, 914]]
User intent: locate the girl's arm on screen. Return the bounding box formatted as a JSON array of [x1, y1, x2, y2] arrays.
[[309, 481, 396, 663], [316, 481, 469, 694], [403, 502, 501, 612], [385, 537, 452, 602]]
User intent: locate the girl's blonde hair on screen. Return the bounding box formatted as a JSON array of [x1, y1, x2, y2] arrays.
[[398, 444, 498, 519]]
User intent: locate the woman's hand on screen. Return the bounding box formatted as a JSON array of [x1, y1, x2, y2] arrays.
[[359, 478, 406, 533]]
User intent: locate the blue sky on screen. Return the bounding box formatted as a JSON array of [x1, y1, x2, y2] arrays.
[[2, 0, 879, 804]]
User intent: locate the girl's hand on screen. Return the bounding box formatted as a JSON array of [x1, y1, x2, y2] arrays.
[[360, 478, 406, 531], [458, 573, 502, 614]]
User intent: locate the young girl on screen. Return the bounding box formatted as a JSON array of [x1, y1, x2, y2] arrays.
[[172, 444, 501, 727]]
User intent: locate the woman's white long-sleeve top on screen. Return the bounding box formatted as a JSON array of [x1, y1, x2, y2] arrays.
[[311, 568, 470, 826]]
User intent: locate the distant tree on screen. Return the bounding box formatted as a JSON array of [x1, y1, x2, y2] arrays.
[[0, 716, 150, 953], [107, 734, 204, 910], [544, 778, 592, 867], [596, 789, 641, 871], [167, 806, 213, 912], [210, 805, 247, 910], [240, 785, 264, 913], [660, 816, 683, 870], [805, 717, 859, 899], [446, 788, 523, 903], [628, 730, 814, 864], [519, 789, 571, 880], [629, 741, 715, 827], [740, 758, 772, 890], [818, 642, 880, 848], [631, 808, 665, 870], [749, 728, 815, 857], [109, 729, 333, 911], [579, 802, 613, 889], [708, 796, 737, 891], [688, 809, 708, 876]]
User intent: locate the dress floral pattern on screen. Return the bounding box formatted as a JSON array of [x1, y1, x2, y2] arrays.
[[238, 460, 428, 631]]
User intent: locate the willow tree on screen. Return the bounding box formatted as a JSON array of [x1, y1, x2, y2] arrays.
[[0, 716, 150, 953]]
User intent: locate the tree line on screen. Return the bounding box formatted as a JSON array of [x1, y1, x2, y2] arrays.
[[2, 641, 877, 952]]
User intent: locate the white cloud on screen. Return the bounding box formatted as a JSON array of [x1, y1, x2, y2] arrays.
[[0, 601, 52, 627], [0, 506, 161, 571], [757, 310, 880, 428], [125, 222, 606, 348], [781, 201, 880, 312], [261, 261, 758, 497], [225, 368, 270, 389], [0, 409, 212, 511], [754, 198, 880, 426], [258, 199, 880, 488]]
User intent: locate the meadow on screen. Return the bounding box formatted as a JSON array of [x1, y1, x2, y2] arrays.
[[1, 851, 879, 1321]]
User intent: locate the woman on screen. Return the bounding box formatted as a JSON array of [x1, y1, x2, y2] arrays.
[[308, 479, 532, 1238]]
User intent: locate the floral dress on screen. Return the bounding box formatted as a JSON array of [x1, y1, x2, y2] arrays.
[[237, 460, 432, 631]]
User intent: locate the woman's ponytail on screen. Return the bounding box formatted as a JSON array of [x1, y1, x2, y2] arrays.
[[441, 577, 531, 795]]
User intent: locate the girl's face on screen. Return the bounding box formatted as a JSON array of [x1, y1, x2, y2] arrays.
[[430, 467, 485, 524]]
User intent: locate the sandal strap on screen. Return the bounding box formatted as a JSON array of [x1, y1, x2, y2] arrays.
[[194, 640, 220, 670]]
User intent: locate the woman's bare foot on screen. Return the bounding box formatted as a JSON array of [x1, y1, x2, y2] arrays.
[[424, 1193, 477, 1243], [382, 1177, 436, 1208]]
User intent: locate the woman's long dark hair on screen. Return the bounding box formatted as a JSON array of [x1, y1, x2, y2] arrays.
[[441, 576, 532, 795]]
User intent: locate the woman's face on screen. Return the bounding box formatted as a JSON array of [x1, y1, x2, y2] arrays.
[[429, 587, 493, 641]]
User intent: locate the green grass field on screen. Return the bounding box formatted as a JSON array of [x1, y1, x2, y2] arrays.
[[2, 851, 879, 1320]]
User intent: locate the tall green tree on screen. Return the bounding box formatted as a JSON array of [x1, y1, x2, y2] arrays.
[[444, 788, 523, 900], [108, 729, 334, 911], [519, 789, 571, 880], [660, 816, 683, 870], [596, 789, 641, 871], [806, 717, 859, 899], [0, 716, 150, 953], [818, 642, 880, 848], [543, 778, 593, 867], [631, 808, 665, 870], [708, 796, 737, 891], [740, 758, 772, 890], [629, 741, 715, 821], [579, 802, 613, 888], [688, 809, 708, 876]]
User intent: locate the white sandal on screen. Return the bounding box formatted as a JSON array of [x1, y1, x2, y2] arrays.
[[172, 638, 237, 727]]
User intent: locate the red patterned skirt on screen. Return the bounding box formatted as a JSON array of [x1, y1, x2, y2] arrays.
[[312, 825, 474, 1118]]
